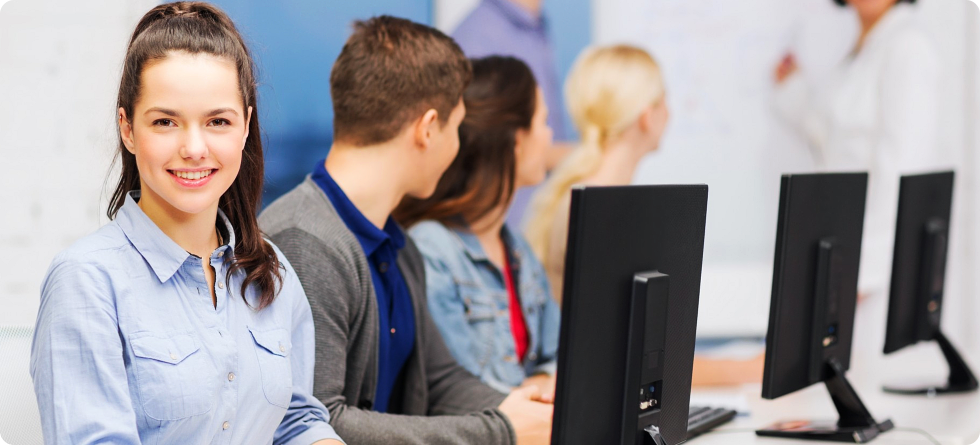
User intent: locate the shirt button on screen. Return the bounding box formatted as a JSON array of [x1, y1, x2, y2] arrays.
[[217, 251, 224, 257], [228, 372, 235, 382], [379, 262, 388, 273], [390, 328, 396, 335], [217, 282, 224, 289], [222, 421, 230, 430], [169, 352, 177, 360], [279, 343, 286, 353]]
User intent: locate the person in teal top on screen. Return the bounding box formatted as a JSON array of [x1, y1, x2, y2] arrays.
[[395, 56, 560, 396], [29, 3, 343, 444]]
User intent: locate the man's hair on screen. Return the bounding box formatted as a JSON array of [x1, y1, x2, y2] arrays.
[[394, 56, 538, 229], [331, 16, 472, 146]]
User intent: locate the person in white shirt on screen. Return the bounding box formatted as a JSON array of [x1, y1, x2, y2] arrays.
[[773, 0, 941, 296]]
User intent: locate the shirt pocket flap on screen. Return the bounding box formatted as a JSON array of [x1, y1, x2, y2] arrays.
[[131, 333, 200, 365], [248, 327, 291, 357], [461, 289, 498, 322]]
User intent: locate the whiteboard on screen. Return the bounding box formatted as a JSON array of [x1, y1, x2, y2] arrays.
[[594, 0, 972, 338]]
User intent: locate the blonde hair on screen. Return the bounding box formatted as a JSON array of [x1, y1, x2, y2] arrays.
[[525, 45, 664, 289]]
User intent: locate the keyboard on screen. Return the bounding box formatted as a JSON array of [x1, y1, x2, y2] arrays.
[[687, 405, 737, 439]]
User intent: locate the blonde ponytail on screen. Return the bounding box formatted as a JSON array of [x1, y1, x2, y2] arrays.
[[525, 124, 603, 260], [524, 45, 664, 295]]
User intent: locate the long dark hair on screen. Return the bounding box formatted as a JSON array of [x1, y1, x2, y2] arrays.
[[108, 1, 281, 309], [394, 56, 537, 228]]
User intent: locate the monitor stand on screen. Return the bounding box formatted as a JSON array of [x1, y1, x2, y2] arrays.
[[883, 330, 978, 395], [622, 271, 674, 445], [756, 358, 894, 443]]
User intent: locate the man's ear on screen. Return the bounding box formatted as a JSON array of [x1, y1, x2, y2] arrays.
[[119, 107, 136, 154], [413, 108, 440, 150]]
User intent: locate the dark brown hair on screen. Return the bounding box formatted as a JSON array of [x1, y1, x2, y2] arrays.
[[394, 56, 537, 228], [833, 0, 913, 6], [331, 15, 472, 146], [108, 1, 282, 309]]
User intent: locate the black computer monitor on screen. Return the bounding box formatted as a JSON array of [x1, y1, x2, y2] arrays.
[[757, 173, 894, 442], [551, 185, 708, 445], [883, 171, 977, 395]]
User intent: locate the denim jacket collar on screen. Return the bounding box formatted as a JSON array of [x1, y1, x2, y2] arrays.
[[450, 221, 523, 268], [116, 190, 235, 283]]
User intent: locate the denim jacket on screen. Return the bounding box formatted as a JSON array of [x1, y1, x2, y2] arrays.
[[409, 220, 560, 392]]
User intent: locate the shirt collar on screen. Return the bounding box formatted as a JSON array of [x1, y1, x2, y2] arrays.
[[486, 0, 545, 31], [451, 221, 520, 264], [311, 160, 405, 257], [863, 4, 915, 53], [115, 191, 235, 283]]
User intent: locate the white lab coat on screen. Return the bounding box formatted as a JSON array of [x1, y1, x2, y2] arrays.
[[774, 4, 942, 296]]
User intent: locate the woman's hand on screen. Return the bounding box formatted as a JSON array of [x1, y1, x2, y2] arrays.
[[520, 373, 557, 404], [498, 386, 554, 445], [774, 53, 799, 84]]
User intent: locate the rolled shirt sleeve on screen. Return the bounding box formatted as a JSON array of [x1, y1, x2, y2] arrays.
[[274, 248, 345, 445]]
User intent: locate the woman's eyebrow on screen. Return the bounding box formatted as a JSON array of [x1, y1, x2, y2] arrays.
[[144, 107, 180, 117], [143, 108, 240, 117], [206, 108, 239, 117]]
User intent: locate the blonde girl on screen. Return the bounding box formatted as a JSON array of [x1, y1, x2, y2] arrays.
[[525, 44, 668, 302]]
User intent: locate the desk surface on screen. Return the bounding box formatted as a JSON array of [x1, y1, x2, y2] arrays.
[[689, 284, 980, 445], [689, 343, 980, 445]]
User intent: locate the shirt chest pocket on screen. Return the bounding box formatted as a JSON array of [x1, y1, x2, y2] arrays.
[[458, 285, 503, 365], [130, 333, 216, 421], [248, 327, 293, 409], [459, 285, 500, 323]]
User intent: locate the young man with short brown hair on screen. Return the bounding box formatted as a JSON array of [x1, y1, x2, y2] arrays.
[[260, 16, 552, 445]]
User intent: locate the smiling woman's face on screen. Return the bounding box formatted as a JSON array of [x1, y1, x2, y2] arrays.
[[119, 51, 251, 218]]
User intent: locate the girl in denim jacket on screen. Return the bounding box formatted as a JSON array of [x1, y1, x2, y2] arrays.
[[395, 56, 560, 395]]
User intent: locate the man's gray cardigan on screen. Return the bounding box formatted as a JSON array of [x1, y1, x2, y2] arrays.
[[259, 177, 515, 444]]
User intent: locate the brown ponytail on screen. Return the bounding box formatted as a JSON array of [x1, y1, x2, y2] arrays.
[[108, 2, 282, 310]]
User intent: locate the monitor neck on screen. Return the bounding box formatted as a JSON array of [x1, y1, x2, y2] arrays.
[[809, 238, 843, 383], [917, 219, 947, 339], [934, 330, 978, 392], [823, 357, 886, 429]]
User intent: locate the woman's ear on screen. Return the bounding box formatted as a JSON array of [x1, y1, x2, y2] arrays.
[[119, 107, 136, 154], [637, 106, 655, 135], [242, 106, 253, 149], [514, 127, 528, 157]]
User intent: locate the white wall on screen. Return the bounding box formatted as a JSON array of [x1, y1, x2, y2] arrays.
[[595, 0, 979, 341], [434, 0, 480, 32], [968, 1, 980, 351], [0, 0, 158, 327]]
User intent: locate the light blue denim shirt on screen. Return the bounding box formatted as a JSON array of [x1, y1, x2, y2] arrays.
[[30, 192, 343, 445], [409, 220, 560, 393]]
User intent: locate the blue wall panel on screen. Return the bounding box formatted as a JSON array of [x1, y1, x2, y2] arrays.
[[544, 0, 591, 136], [212, 1, 589, 205], [211, 1, 432, 204]]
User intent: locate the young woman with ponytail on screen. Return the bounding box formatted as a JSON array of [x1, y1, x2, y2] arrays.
[[524, 45, 668, 303], [30, 3, 343, 444], [525, 45, 765, 387]]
